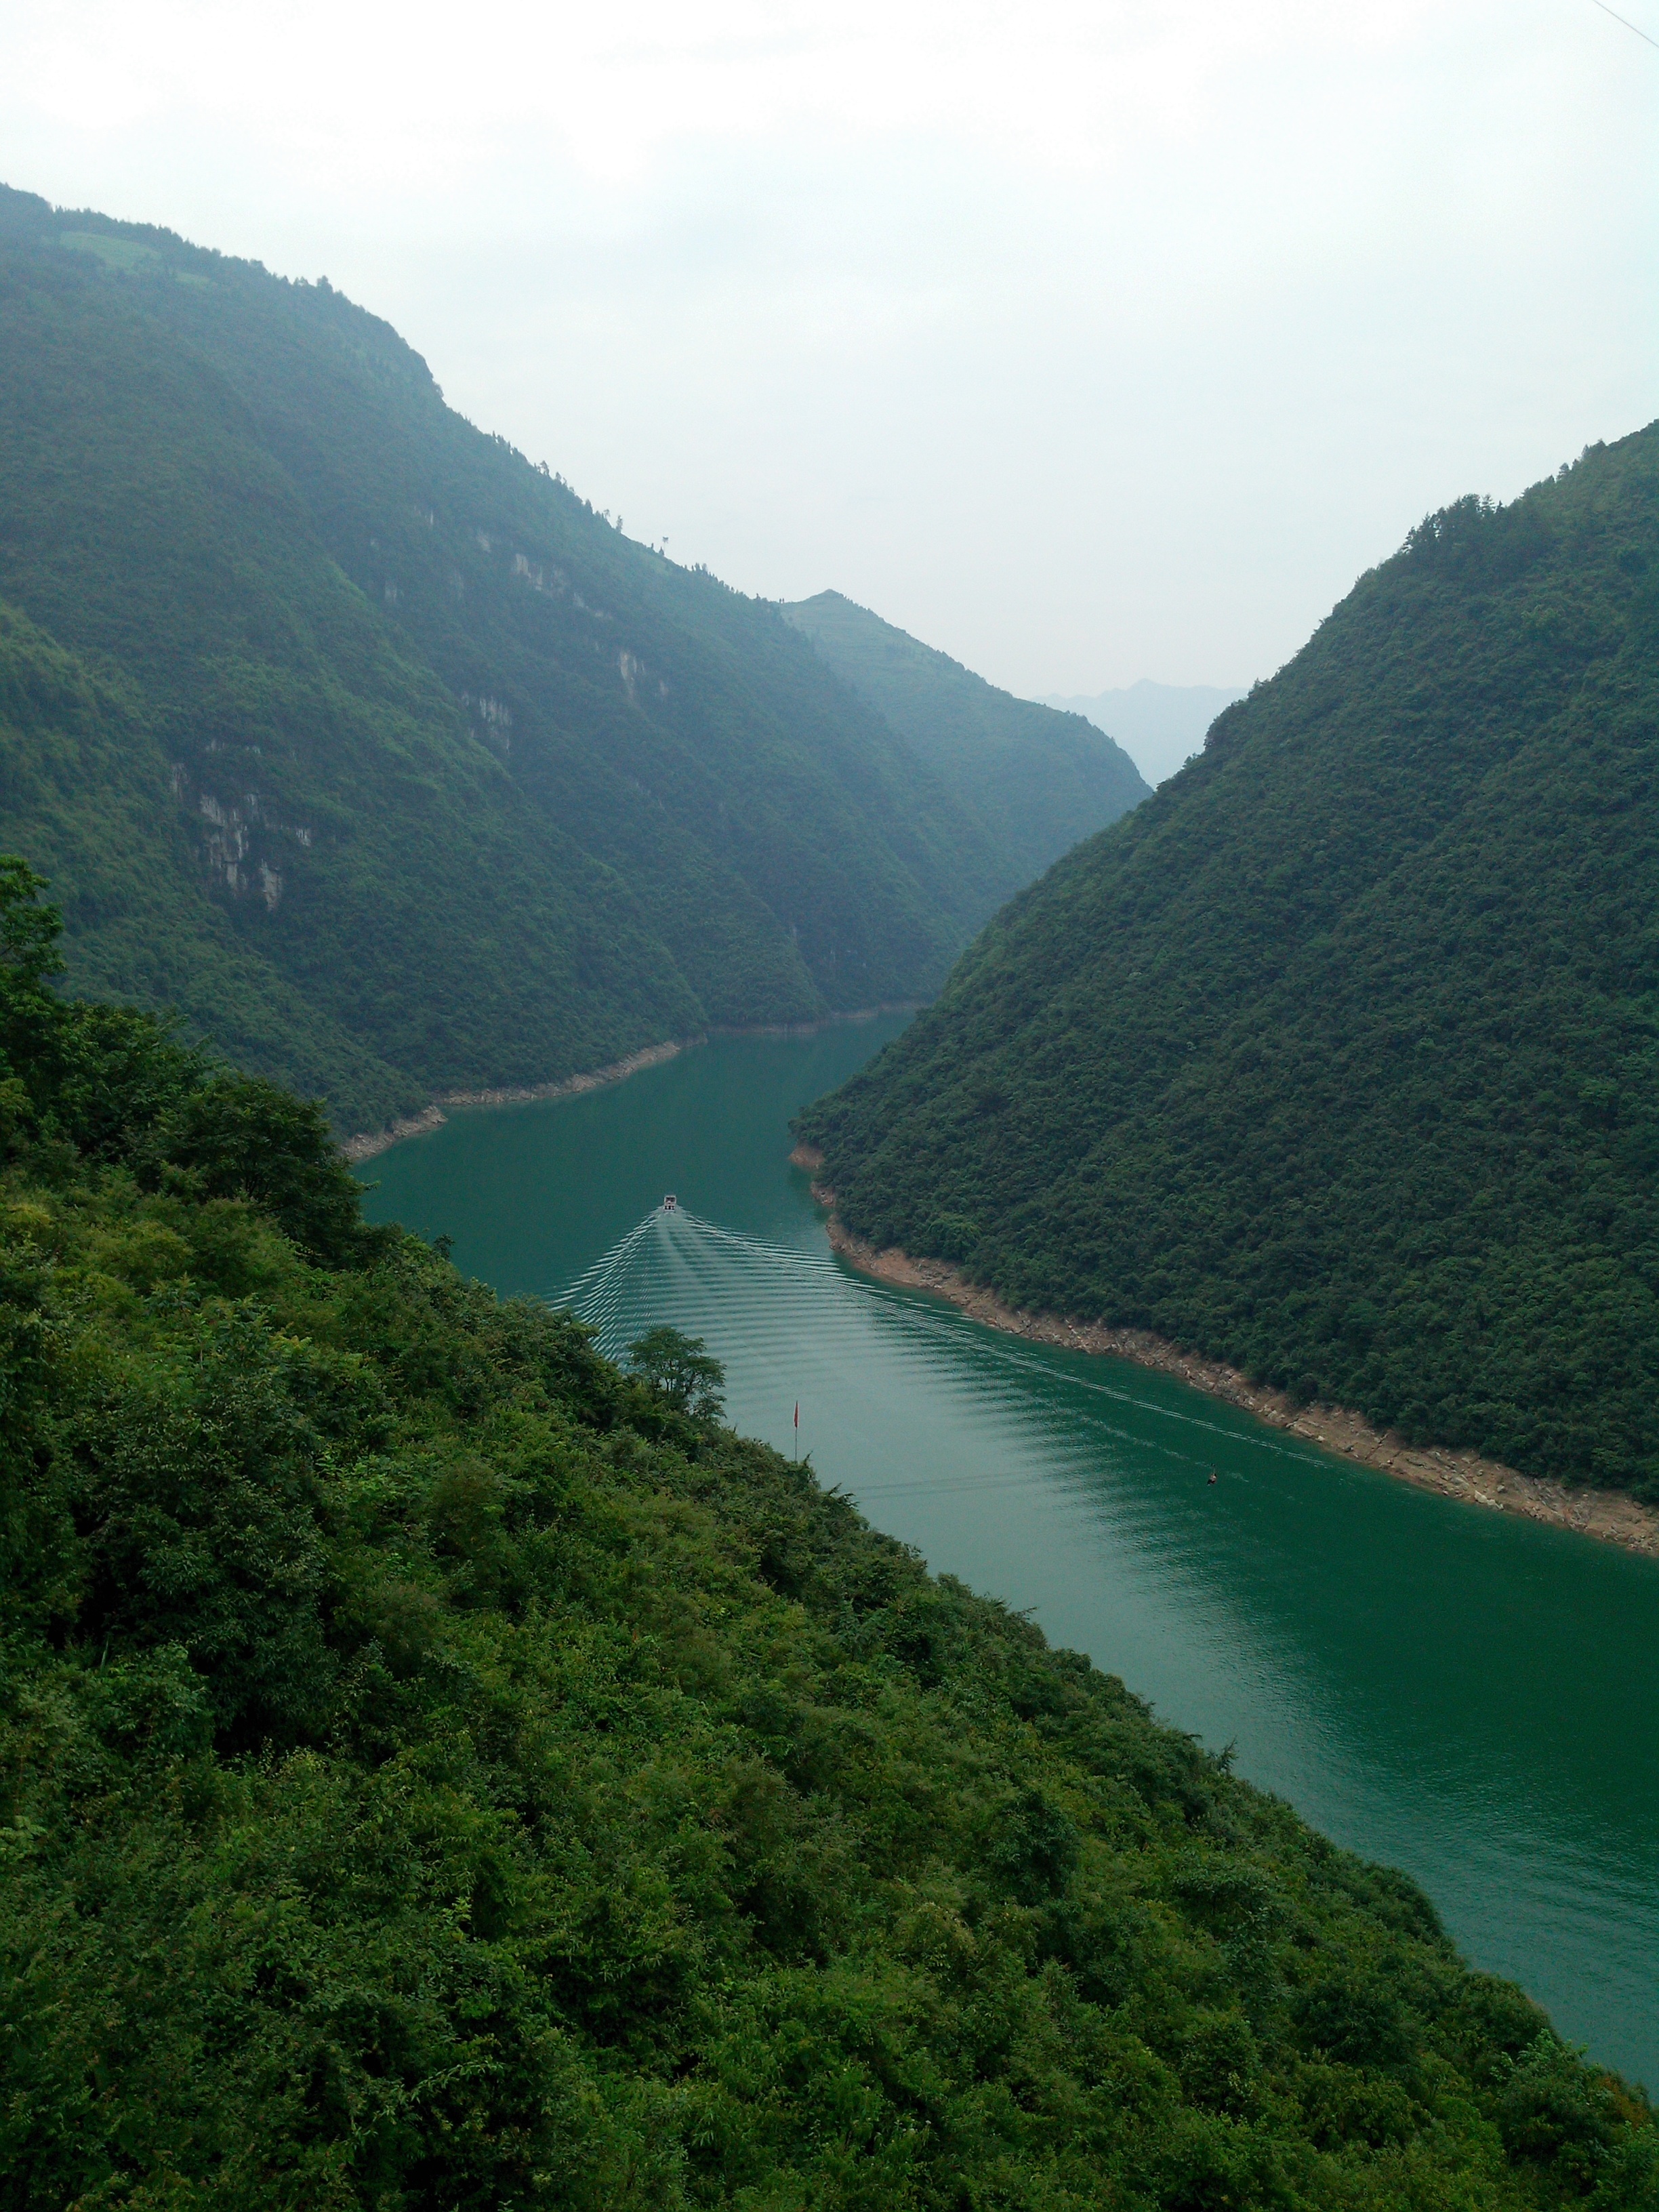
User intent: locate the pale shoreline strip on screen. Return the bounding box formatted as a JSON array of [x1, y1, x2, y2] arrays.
[[790, 1146, 1659, 1563], [342, 1040, 691, 1164], [341, 1004, 921, 1166]]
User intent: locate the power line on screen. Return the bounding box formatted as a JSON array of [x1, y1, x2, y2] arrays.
[[1589, 0, 1659, 50]]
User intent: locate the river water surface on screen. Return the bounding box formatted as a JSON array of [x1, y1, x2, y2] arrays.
[[361, 1015, 1659, 2090]]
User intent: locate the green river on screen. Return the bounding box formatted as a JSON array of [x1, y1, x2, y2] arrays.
[[361, 1015, 1659, 2091]]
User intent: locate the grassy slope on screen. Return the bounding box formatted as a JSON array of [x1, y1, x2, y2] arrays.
[[0, 187, 1024, 1128], [783, 590, 1151, 890], [0, 918, 1652, 2208], [799, 428, 1659, 1496]]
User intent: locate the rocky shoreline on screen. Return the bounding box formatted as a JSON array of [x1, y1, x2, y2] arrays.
[[791, 1147, 1659, 1561], [342, 1040, 691, 1164], [342, 1007, 922, 1165]]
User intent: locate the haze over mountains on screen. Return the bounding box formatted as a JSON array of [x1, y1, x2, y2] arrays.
[[1042, 682, 1247, 788], [782, 592, 1149, 894], [802, 428, 1659, 1499], [0, 156, 1653, 2200], [0, 184, 1143, 1136]]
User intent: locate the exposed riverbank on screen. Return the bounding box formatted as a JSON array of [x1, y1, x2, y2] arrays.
[[344, 1008, 924, 1165], [794, 1149, 1659, 1561], [343, 1042, 692, 1162], [356, 1022, 1659, 2083]]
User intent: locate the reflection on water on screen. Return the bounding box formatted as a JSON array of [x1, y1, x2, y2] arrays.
[[362, 1019, 1659, 2089]]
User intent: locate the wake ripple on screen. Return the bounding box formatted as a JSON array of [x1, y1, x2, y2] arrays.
[[546, 1205, 1338, 1486], [548, 1204, 859, 1357]]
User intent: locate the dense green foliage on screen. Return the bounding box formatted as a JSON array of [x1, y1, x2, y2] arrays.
[[0, 186, 1065, 1135], [2, 877, 1653, 2207], [0, 598, 415, 1123], [781, 593, 1150, 891], [628, 1323, 729, 1421], [800, 428, 1659, 1497]]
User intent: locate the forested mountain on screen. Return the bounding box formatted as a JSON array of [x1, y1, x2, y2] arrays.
[[0, 187, 1043, 1135], [783, 590, 1150, 889], [1, 865, 1650, 2207], [800, 428, 1659, 1498]]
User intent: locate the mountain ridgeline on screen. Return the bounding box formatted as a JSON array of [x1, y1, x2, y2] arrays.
[[800, 428, 1659, 1498], [1, 867, 1652, 2207], [781, 592, 1150, 892], [0, 187, 1113, 1136]]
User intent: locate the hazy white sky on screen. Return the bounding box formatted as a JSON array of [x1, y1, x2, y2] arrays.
[[2, 0, 1655, 691]]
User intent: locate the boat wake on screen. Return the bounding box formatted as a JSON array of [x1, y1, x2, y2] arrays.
[[546, 1204, 844, 1358], [544, 1205, 1312, 1481]]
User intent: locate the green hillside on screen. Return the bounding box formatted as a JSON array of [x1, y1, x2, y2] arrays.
[[799, 428, 1659, 1498], [0, 186, 1040, 1134], [783, 590, 1151, 888], [2, 869, 1651, 2209]]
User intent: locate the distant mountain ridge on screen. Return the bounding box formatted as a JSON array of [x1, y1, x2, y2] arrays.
[[783, 592, 1150, 890], [0, 186, 1081, 1134], [801, 427, 1659, 1498], [1042, 680, 1246, 787]]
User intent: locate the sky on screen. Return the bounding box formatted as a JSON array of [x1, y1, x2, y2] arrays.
[[1, 0, 1655, 694]]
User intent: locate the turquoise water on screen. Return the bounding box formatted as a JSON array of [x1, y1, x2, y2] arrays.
[[361, 1016, 1659, 2089]]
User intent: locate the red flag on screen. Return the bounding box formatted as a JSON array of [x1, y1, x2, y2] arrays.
[[794, 1401, 800, 1430]]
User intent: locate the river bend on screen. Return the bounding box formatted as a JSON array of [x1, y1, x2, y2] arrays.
[[361, 1016, 1659, 2089]]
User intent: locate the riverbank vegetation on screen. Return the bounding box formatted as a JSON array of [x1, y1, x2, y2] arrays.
[[799, 426, 1659, 1500], [1, 867, 1654, 2207]]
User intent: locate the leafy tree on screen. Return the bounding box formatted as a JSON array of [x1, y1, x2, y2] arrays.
[[627, 1322, 727, 1420], [0, 853, 60, 989], [151, 1073, 375, 1267]]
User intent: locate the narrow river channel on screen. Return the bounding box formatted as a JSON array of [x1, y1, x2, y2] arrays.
[[361, 1014, 1659, 2091]]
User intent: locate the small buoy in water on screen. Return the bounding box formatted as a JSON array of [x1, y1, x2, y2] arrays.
[[662, 1193, 678, 1210], [1208, 1469, 1218, 1485]]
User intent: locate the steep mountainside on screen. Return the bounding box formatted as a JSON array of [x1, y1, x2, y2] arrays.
[[1, 867, 1650, 2207], [0, 186, 1031, 1133], [782, 591, 1150, 890], [800, 428, 1659, 1497]]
